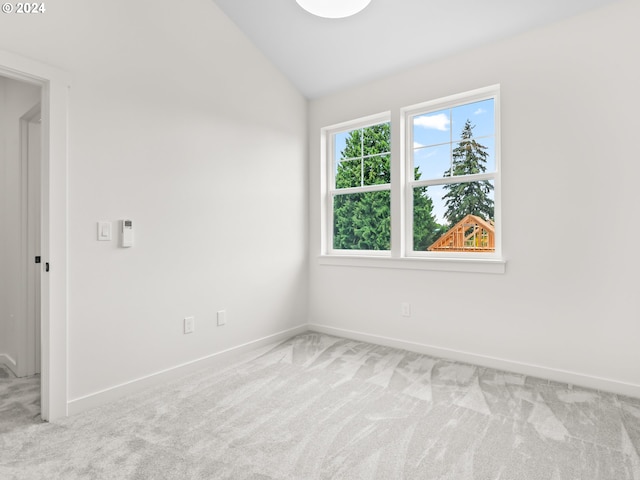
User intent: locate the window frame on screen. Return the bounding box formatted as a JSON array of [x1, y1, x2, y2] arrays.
[[404, 85, 502, 260], [324, 111, 392, 257], [319, 85, 505, 274]]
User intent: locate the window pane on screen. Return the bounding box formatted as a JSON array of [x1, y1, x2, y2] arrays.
[[413, 109, 451, 147], [334, 122, 391, 189], [413, 99, 495, 181], [413, 180, 495, 252], [335, 158, 362, 189], [361, 123, 391, 157], [333, 191, 390, 250], [451, 134, 494, 177], [363, 154, 390, 186], [334, 131, 354, 160], [451, 99, 494, 140], [414, 144, 451, 180]]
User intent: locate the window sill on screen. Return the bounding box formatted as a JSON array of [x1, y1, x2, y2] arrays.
[[318, 255, 506, 274]]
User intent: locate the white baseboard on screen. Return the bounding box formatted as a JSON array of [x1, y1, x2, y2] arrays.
[[308, 323, 640, 399], [0, 353, 17, 376], [65, 321, 640, 416], [67, 324, 308, 416]]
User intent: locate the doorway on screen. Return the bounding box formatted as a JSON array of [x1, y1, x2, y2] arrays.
[[0, 49, 70, 421], [0, 76, 42, 419]]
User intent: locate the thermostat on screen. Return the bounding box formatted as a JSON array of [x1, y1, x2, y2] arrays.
[[121, 220, 134, 247]]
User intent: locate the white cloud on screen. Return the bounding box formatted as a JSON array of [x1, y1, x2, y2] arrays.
[[413, 141, 424, 149], [474, 108, 486, 115], [414, 113, 449, 131]]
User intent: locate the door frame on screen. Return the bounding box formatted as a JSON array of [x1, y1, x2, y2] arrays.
[[19, 102, 42, 378], [0, 49, 70, 421]]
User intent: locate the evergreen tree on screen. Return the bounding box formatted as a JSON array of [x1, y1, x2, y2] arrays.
[[333, 124, 440, 250], [333, 124, 391, 250], [442, 120, 494, 226], [412, 178, 444, 251]]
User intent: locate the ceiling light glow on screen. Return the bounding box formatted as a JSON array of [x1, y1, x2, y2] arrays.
[[296, 0, 372, 19]]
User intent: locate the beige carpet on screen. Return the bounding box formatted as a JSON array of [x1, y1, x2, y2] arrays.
[[1, 332, 639, 479]]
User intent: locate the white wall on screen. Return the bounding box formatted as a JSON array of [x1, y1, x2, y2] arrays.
[[309, 0, 640, 395], [0, 0, 308, 407], [0, 77, 41, 373]]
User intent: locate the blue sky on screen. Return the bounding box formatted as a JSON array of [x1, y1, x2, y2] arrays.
[[413, 98, 495, 225], [413, 98, 495, 179]]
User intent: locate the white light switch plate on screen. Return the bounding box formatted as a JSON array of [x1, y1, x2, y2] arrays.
[[97, 221, 112, 241]]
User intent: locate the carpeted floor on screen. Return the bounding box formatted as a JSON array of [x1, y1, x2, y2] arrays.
[[0, 364, 41, 433], [1, 332, 639, 479]]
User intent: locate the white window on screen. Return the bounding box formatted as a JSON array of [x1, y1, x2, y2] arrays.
[[325, 113, 391, 255], [321, 86, 503, 272], [405, 85, 500, 258]]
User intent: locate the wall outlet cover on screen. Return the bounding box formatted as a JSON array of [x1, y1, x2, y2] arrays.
[[184, 316, 195, 334]]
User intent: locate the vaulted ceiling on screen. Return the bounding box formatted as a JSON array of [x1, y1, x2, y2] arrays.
[[212, 0, 620, 98]]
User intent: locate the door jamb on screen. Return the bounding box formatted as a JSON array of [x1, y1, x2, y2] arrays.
[[19, 102, 42, 378]]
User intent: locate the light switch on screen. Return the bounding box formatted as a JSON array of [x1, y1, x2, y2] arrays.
[[97, 221, 112, 241]]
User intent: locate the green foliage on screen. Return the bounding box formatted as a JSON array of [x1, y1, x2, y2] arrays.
[[333, 123, 441, 251], [412, 174, 445, 251], [333, 191, 391, 250], [336, 124, 391, 188], [333, 124, 391, 250], [442, 120, 494, 226]]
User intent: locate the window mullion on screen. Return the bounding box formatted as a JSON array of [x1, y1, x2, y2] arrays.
[[360, 129, 364, 187], [390, 108, 403, 258], [331, 183, 390, 196], [342, 151, 391, 161], [410, 171, 496, 188]]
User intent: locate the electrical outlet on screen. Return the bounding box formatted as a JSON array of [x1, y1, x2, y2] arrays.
[[401, 303, 411, 317], [184, 316, 195, 334], [217, 310, 226, 326]]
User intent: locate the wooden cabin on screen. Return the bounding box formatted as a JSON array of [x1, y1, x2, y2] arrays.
[[428, 214, 495, 252]]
